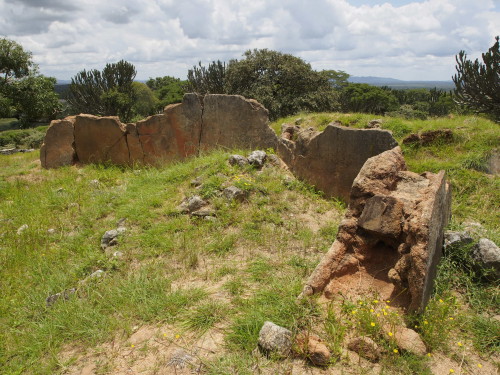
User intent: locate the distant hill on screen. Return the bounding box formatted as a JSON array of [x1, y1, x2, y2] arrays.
[[348, 76, 455, 90]]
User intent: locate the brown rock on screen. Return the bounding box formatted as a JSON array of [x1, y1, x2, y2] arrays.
[[74, 114, 129, 165], [279, 124, 398, 202], [383, 325, 427, 356], [347, 336, 382, 362], [294, 331, 331, 366], [301, 147, 451, 312], [201, 94, 278, 151], [40, 117, 76, 168], [402, 129, 453, 146], [125, 123, 144, 164]]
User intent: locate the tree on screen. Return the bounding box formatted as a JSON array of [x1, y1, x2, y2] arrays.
[[67, 60, 137, 122], [187, 60, 226, 95], [453, 36, 500, 121], [340, 83, 398, 114], [224, 49, 339, 120], [131, 82, 158, 118], [0, 38, 60, 125], [146, 76, 186, 109]]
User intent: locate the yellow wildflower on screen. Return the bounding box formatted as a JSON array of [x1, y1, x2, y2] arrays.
[[393, 349, 398, 353], [370, 322, 376, 327], [449, 370, 455, 373], [457, 342, 463, 347], [175, 334, 180, 339], [388, 332, 393, 336], [477, 364, 483, 368]]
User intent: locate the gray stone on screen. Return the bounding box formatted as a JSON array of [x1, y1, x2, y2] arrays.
[[47, 228, 56, 235], [88, 269, 105, 279], [190, 177, 203, 187], [16, 224, 28, 235], [248, 150, 267, 168], [443, 231, 473, 252], [191, 208, 216, 217], [258, 321, 292, 358], [101, 228, 125, 250], [46, 288, 76, 307], [473, 238, 500, 277], [177, 195, 207, 214], [347, 336, 382, 362], [229, 154, 249, 167], [366, 119, 382, 129], [223, 186, 248, 202], [486, 149, 499, 175]]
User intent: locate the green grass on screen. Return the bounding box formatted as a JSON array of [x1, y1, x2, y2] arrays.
[[1, 113, 498, 374]]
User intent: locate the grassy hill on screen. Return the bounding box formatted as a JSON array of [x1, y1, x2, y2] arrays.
[[0, 113, 498, 374]]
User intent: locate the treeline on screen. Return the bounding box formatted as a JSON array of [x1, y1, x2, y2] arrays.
[[2, 36, 498, 126]]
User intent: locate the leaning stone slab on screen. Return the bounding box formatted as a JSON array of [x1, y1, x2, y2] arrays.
[[40, 117, 76, 168], [278, 124, 398, 201], [301, 147, 451, 312]]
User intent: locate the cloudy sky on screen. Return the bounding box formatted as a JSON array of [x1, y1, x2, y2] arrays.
[[1, 0, 499, 81]]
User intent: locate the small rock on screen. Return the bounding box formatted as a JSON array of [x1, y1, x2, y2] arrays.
[[112, 251, 123, 258], [56, 187, 65, 193], [229, 155, 249, 167], [258, 321, 292, 358], [223, 186, 248, 202], [347, 336, 382, 362], [204, 216, 217, 222], [101, 228, 125, 250], [16, 224, 28, 235], [117, 217, 127, 227], [89, 179, 100, 187], [88, 270, 105, 279], [266, 154, 281, 166], [46, 288, 76, 307], [191, 208, 216, 218], [295, 118, 304, 125], [472, 238, 500, 277], [383, 325, 426, 356], [177, 195, 207, 214], [443, 231, 473, 252], [47, 228, 56, 235], [248, 150, 267, 168], [167, 349, 195, 369], [366, 119, 382, 129], [190, 176, 203, 187], [462, 220, 486, 236], [295, 331, 331, 366]]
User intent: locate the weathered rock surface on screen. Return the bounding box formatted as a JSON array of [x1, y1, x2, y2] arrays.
[[177, 195, 207, 214], [402, 129, 453, 146], [200, 95, 278, 151], [247, 150, 267, 168], [228, 154, 249, 167], [74, 114, 129, 165], [301, 147, 451, 312], [101, 227, 126, 250], [0, 148, 35, 155], [278, 124, 398, 201], [443, 231, 473, 252], [40, 117, 76, 168], [472, 238, 500, 277], [294, 331, 331, 366], [258, 321, 292, 358], [223, 186, 248, 202], [347, 336, 382, 362]]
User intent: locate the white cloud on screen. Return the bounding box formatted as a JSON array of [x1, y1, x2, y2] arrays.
[[0, 0, 498, 81]]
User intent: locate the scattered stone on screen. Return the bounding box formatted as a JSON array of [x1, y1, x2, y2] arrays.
[[88, 269, 105, 279], [462, 220, 487, 236], [486, 149, 499, 175], [229, 154, 249, 167], [47, 228, 56, 235], [167, 349, 196, 369], [101, 227, 126, 250], [116, 218, 127, 227], [46, 288, 76, 307], [294, 331, 331, 366], [191, 208, 216, 218], [266, 154, 281, 166], [295, 118, 304, 125], [402, 129, 453, 146], [347, 336, 382, 362], [383, 325, 427, 356], [443, 231, 473, 252], [112, 251, 123, 258], [89, 179, 100, 187], [223, 186, 248, 202], [190, 176, 203, 187], [204, 216, 217, 222], [177, 195, 208, 214], [247, 150, 267, 168], [366, 119, 382, 129], [16, 224, 28, 235], [56, 187, 65, 193], [258, 321, 292, 358], [472, 238, 500, 278]]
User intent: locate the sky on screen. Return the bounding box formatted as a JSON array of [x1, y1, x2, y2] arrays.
[[1, 0, 499, 81]]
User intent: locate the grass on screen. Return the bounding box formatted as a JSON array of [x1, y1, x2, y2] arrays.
[[0, 113, 499, 374]]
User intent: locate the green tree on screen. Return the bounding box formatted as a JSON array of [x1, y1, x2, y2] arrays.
[[131, 81, 158, 118], [224, 49, 339, 120], [146, 76, 186, 109], [341, 83, 398, 114], [67, 60, 137, 122], [321, 69, 350, 89], [453, 36, 500, 121], [0, 38, 60, 125], [187, 60, 226, 95]]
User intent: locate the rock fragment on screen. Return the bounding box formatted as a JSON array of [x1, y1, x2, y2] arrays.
[[347, 336, 382, 362], [177, 195, 208, 214], [383, 326, 427, 356], [295, 331, 331, 366], [223, 186, 248, 202], [472, 238, 500, 278], [258, 321, 292, 358], [229, 154, 249, 167], [247, 150, 267, 168]]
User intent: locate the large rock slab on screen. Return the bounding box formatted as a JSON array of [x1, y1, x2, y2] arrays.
[[40, 117, 76, 168], [278, 124, 398, 201], [74, 114, 129, 165], [301, 147, 451, 312], [201, 95, 278, 151], [136, 93, 202, 165]]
